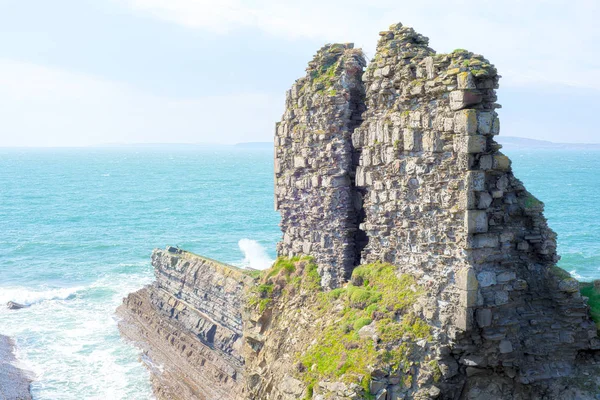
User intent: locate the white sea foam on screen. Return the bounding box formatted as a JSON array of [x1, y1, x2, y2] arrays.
[[570, 270, 585, 280], [0, 286, 84, 306], [238, 239, 274, 270]]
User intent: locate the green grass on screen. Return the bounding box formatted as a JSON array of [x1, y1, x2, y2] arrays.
[[298, 262, 430, 395], [247, 256, 321, 313], [581, 283, 600, 329], [248, 260, 433, 397]]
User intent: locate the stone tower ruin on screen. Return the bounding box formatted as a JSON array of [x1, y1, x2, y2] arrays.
[[275, 22, 598, 393]]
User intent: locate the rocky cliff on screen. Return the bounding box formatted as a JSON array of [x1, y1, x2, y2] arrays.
[[119, 22, 600, 400], [117, 248, 255, 400]]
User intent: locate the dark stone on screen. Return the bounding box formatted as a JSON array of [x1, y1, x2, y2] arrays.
[[7, 301, 26, 310]]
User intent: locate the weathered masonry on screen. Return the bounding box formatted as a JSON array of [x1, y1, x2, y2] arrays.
[[274, 43, 366, 289], [275, 22, 598, 390]]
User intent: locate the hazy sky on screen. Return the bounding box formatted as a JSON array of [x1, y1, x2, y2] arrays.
[[0, 0, 598, 146]]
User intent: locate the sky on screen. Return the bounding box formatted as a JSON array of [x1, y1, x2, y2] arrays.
[[0, 0, 598, 146]]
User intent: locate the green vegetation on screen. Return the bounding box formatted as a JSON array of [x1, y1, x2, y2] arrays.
[[297, 262, 430, 393], [550, 265, 572, 280], [580, 282, 600, 329], [247, 256, 321, 313], [249, 259, 434, 397], [522, 192, 543, 209], [311, 63, 338, 93], [471, 69, 488, 77]]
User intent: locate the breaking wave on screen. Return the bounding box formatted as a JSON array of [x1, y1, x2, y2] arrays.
[[238, 239, 274, 270], [0, 286, 83, 306]]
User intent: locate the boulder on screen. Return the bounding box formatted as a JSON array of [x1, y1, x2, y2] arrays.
[[7, 301, 26, 310]]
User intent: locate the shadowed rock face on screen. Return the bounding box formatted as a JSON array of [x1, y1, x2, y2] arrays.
[[117, 248, 254, 400], [119, 22, 600, 400], [0, 335, 32, 400]]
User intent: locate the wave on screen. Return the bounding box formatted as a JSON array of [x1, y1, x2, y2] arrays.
[[238, 239, 274, 270], [0, 286, 84, 306]]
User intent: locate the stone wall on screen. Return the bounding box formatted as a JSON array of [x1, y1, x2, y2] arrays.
[[351, 23, 598, 389], [275, 43, 366, 288], [117, 248, 254, 400], [275, 21, 599, 395]]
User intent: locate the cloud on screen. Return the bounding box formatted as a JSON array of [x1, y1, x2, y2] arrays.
[[0, 59, 281, 147], [121, 0, 600, 90]]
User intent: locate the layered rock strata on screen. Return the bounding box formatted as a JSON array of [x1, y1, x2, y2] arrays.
[[275, 43, 366, 288], [117, 248, 254, 400]]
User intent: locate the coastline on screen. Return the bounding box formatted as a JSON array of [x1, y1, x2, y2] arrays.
[[0, 335, 33, 400]]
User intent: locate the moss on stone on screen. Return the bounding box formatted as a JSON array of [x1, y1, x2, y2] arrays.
[[296, 262, 429, 393], [522, 192, 543, 210], [248, 256, 321, 313], [580, 283, 600, 329]]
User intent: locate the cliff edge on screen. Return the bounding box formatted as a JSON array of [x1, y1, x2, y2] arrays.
[[117, 248, 255, 400], [118, 22, 600, 400]]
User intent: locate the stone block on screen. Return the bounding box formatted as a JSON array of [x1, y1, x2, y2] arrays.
[[403, 129, 422, 151], [472, 234, 499, 248], [457, 267, 479, 308], [302, 242, 312, 254], [477, 112, 494, 135], [293, 156, 307, 168], [493, 155, 511, 170], [457, 135, 486, 154], [409, 111, 422, 128], [457, 267, 478, 290], [423, 131, 443, 152], [462, 190, 476, 210], [424, 56, 435, 79], [455, 307, 472, 331], [492, 117, 500, 135], [454, 109, 478, 135], [460, 289, 478, 308], [495, 291, 509, 305], [479, 154, 493, 170], [449, 90, 483, 110], [465, 210, 488, 233], [477, 271, 497, 287], [478, 192, 493, 209], [496, 271, 516, 284], [457, 72, 476, 89], [476, 308, 492, 328], [499, 340, 513, 354], [466, 171, 486, 191]]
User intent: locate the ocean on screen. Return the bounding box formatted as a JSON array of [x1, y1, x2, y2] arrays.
[[0, 145, 599, 399]]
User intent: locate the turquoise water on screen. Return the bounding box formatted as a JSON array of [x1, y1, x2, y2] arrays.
[[504, 148, 600, 281], [0, 146, 280, 399], [0, 146, 599, 399]]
